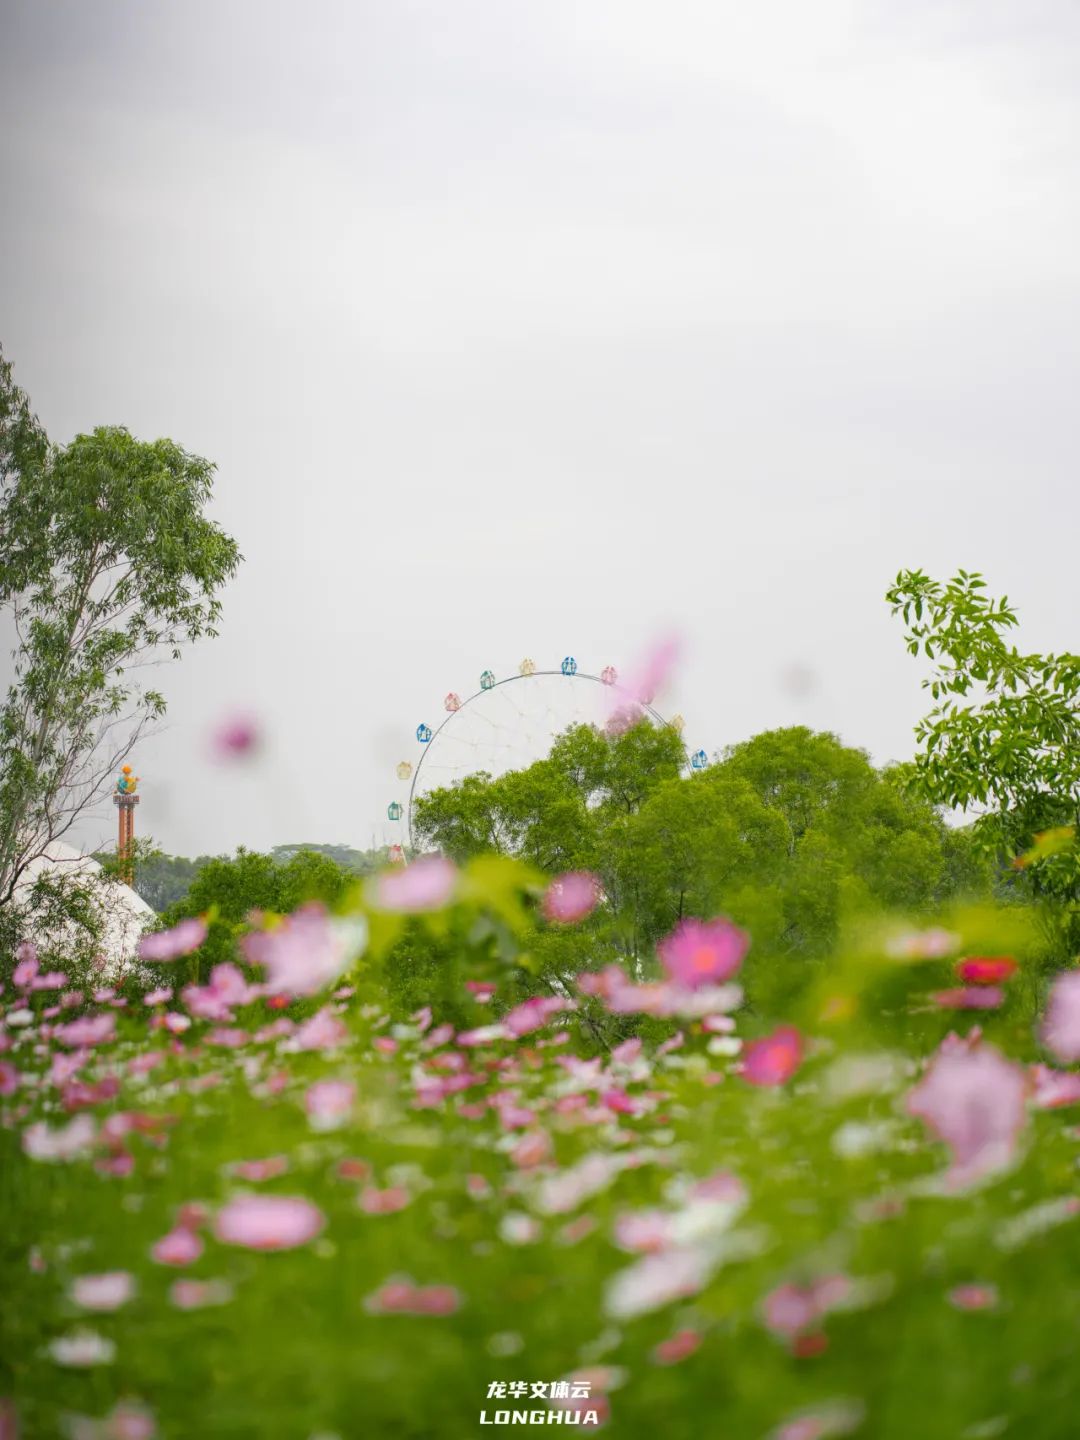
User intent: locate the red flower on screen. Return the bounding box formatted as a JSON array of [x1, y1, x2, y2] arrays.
[[956, 957, 1017, 985]]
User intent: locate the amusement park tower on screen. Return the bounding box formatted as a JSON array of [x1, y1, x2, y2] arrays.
[[113, 764, 140, 884]]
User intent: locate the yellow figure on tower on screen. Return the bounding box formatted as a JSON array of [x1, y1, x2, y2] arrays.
[[116, 764, 139, 795]]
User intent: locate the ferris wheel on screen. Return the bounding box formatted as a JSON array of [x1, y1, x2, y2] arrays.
[[382, 655, 710, 857]]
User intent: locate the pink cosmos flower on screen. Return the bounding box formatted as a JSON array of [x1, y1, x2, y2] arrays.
[[32, 971, 67, 990], [70, 1271, 135, 1312], [886, 927, 960, 960], [292, 1007, 348, 1051], [652, 1328, 702, 1365], [606, 635, 680, 733], [232, 1156, 289, 1182], [464, 982, 495, 1003], [1030, 1064, 1080, 1109], [504, 996, 574, 1038], [54, 1013, 116, 1049], [906, 1039, 1028, 1190], [139, 917, 209, 962], [510, 1129, 552, 1168], [0, 1061, 18, 1096], [211, 712, 261, 759], [614, 1210, 671, 1254], [214, 1194, 325, 1251], [604, 1242, 716, 1319], [658, 917, 749, 990], [364, 1280, 461, 1316], [143, 987, 173, 1007], [1041, 971, 1080, 1064], [948, 1283, 998, 1311], [932, 987, 1004, 1010], [242, 905, 361, 998], [305, 1079, 355, 1130], [12, 940, 39, 988], [169, 1279, 234, 1310], [742, 1026, 803, 1087], [543, 872, 601, 924], [373, 855, 457, 913], [359, 1186, 411, 1215], [99, 1401, 157, 1439], [151, 1228, 204, 1266]]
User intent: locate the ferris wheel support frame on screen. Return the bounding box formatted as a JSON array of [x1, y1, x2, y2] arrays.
[[405, 669, 684, 851]]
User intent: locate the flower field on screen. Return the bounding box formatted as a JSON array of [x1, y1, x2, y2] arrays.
[[5, 856, 1080, 1439]]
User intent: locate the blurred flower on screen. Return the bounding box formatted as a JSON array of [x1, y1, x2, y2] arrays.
[[464, 982, 495, 1004], [604, 1242, 716, 1319], [12, 941, 38, 988], [48, 1331, 115, 1367], [543, 872, 601, 924], [659, 917, 748, 990], [169, 1279, 233, 1310], [139, 917, 209, 962], [606, 635, 680, 733], [742, 1027, 803, 1087], [372, 856, 456, 913], [651, 1329, 702, 1365], [948, 1284, 998, 1311], [1041, 971, 1080, 1064], [907, 1040, 1027, 1190], [243, 906, 364, 998], [932, 987, 1004, 1011], [305, 1080, 355, 1131], [214, 1195, 325, 1251], [54, 1013, 116, 1049], [364, 1280, 461, 1316], [22, 1114, 96, 1163], [886, 928, 960, 960], [210, 713, 261, 759], [151, 1228, 203, 1266], [359, 1186, 411, 1215], [232, 1157, 289, 1182], [504, 996, 574, 1038], [292, 1008, 348, 1052], [957, 957, 1017, 985], [1030, 1064, 1080, 1109], [70, 1272, 135, 1312]]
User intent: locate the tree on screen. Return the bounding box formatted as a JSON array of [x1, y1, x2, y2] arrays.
[[154, 846, 357, 980], [886, 569, 1080, 905], [0, 369, 242, 906]]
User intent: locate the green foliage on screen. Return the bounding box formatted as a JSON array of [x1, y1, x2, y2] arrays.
[[0, 378, 241, 906], [410, 721, 990, 1014], [887, 569, 1080, 939], [154, 847, 359, 981]]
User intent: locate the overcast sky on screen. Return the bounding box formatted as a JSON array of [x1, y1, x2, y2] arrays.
[[2, 0, 1078, 859]]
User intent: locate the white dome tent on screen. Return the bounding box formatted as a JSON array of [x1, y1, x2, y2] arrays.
[[11, 840, 155, 976]]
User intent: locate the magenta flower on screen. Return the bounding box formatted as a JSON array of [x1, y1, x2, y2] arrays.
[[232, 1157, 289, 1182], [906, 1039, 1028, 1190], [139, 917, 209, 963], [1041, 971, 1080, 1063], [1030, 1064, 1080, 1109], [948, 1283, 998, 1311], [292, 1007, 348, 1051], [70, 1271, 135, 1312], [365, 1280, 461, 1316], [543, 872, 601, 924], [652, 1328, 702, 1366], [210, 712, 261, 759], [24, 1117, 97, 1167], [151, 1228, 203, 1266], [606, 634, 680, 733], [214, 1194, 325, 1251], [742, 1026, 803, 1087], [54, 1013, 116, 1049], [373, 855, 457, 913], [305, 1079, 355, 1130], [12, 940, 38, 988], [242, 905, 362, 997], [658, 917, 749, 990], [170, 1279, 234, 1310], [504, 995, 574, 1038], [932, 987, 1004, 1010]]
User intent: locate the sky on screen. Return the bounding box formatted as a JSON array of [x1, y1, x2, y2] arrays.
[[2, 0, 1079, 859]]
